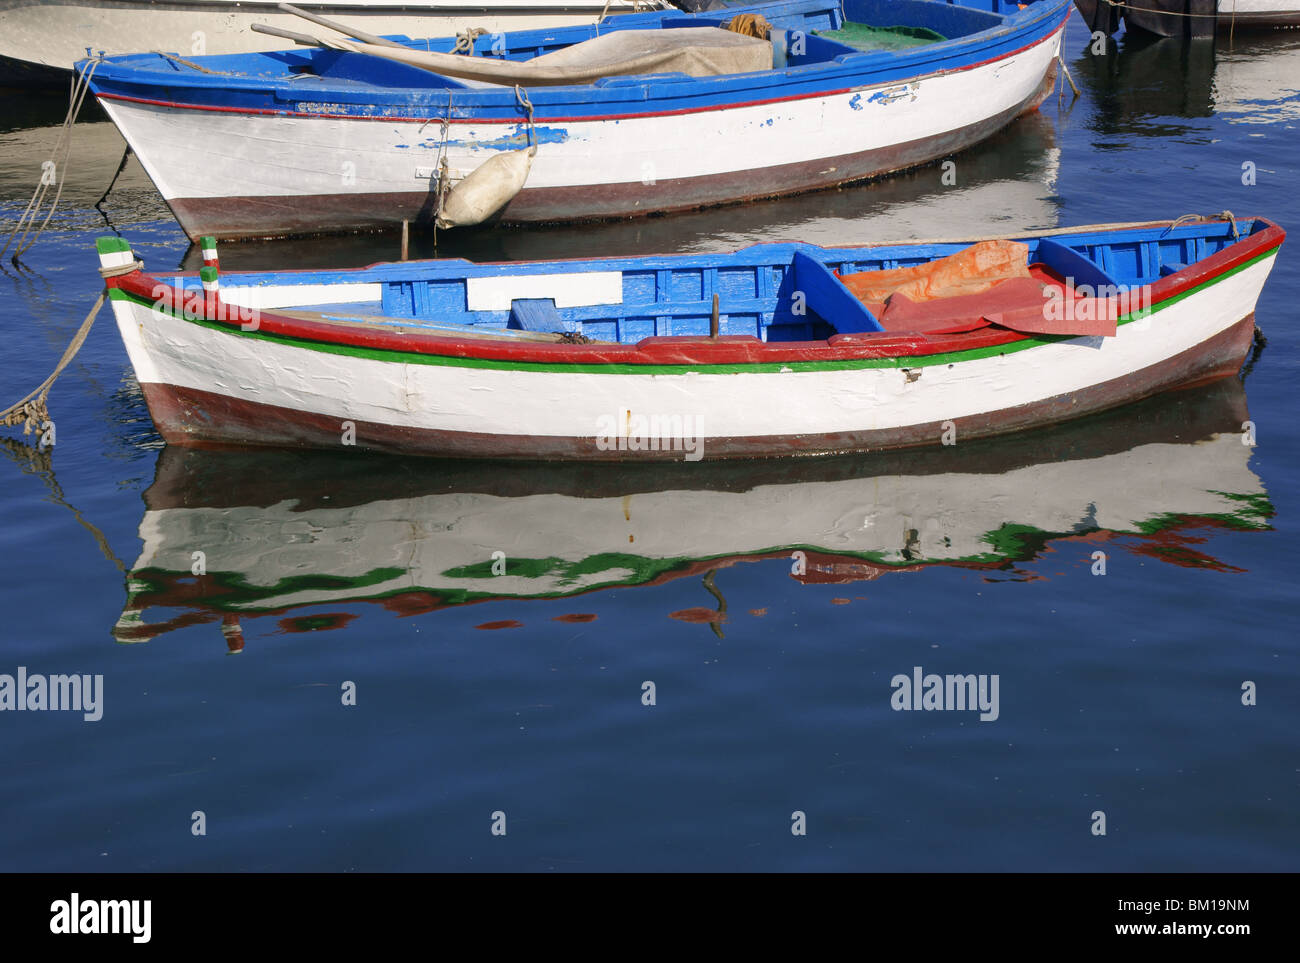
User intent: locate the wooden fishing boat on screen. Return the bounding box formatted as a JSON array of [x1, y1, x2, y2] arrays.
[[0, 0, 664, 88], [95, 215, 1284, 460], [112, 377, 1271, 646], [82, 0, 1071, 240]]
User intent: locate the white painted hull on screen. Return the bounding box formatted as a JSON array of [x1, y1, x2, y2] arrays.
[[1218, 0, 1300, 16], [96, 23, 1065, 238], [0, 0, 654, 79], [105, 249, 1275, 457]]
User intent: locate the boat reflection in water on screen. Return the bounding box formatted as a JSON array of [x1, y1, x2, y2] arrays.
[[1075, 26, 1300, 133], [115, 377, 1270, 649]]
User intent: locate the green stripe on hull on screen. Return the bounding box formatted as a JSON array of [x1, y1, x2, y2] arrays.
[[110, 247, 1278, 376]]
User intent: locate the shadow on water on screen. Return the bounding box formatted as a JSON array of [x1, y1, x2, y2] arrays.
[[112, 377, 1271, 651]]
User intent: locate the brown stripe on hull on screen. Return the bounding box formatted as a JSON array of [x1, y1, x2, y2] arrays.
[[138, 314, 1256, 460], [166, 67, 1061, 241]]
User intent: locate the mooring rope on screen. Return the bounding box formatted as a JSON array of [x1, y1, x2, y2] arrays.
[[888, 214, 1244, 248], [1165, 210, 1239, 239], [94, 144, 133, 211], [150, 50, 229, 75], [0, 259, 143, 440], [725, 14, 773, 39], [0, 436, 128, 571], [1098, 0, 1246, 43], [453, 27, 488, 55], [1098, 0, 1227, 18], [433, 89, 453, 246], [515, 84, 537, 155], [1, 58, 100, 264]]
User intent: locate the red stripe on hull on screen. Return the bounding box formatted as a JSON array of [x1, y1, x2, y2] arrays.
[[110, 222, 1282, 367], [138, 313, 1256, 460], [94, 23, 1068, 127], [165, 66, 1062, 241]]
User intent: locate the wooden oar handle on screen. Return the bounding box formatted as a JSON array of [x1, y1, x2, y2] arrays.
[[276, 2, 409, 49], [250, 22, 323, 47]]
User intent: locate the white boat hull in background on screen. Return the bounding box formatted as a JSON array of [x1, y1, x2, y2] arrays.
[[97, 25, 1064, 239], [0, 0, 660, 85]]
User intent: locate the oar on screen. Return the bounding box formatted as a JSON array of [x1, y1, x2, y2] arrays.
[[276, 2, 409, 50], [251, 22, 325, 47]]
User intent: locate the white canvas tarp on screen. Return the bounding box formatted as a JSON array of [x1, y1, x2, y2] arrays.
[[325, 27, 773, 87]]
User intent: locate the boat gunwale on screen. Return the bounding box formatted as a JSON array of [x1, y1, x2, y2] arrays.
[[104, 218, 1286, 370], [82, 0, 1073, 122]]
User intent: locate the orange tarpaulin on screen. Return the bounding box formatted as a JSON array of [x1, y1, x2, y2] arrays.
[[839, 240, 1118, 338], [839, 240, 1034, 303]]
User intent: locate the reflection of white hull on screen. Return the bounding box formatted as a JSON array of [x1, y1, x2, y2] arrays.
[[0, 0, 653, 82], [1214, 42, 1300, 124], [119, 428, 1268, 637], [757, 162, 1062, 252]]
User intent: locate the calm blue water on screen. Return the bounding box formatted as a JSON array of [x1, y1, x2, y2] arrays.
[[1, 17, 1297, 872]]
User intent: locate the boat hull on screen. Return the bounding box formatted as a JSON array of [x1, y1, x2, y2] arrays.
[[158, 61, 1061, 239], [0, 0, 651, 88], [1074, 0, 1300, 37], [102, 232, 1279, 460], [129, 311, 1257, 458], [91, 1, 1069, 239]]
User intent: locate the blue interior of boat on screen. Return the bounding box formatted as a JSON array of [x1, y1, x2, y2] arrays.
[[87, 0, 1052, 96], [194, 220, 1260, 344]]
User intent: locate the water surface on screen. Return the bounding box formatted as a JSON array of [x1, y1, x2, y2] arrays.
[[0, 19, 1296, 871]]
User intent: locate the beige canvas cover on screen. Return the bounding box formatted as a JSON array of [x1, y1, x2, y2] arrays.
[[324, 27, 773, 87]]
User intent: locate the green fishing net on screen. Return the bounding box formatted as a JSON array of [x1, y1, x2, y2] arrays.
[[812, 22, 947, 52]]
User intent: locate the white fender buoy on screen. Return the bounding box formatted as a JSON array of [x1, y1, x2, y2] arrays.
[[436, 148, 534, 229]]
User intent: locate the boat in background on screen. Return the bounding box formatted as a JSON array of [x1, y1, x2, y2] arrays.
[[83, 0, 1071, 240], [112, 376, 1272, 647], [1075, 0, 1300, 38], [95, 215, 1284, 460], [0, 0, 668, 88]]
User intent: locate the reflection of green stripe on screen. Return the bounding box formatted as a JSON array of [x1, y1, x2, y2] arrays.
[[1134, 491, 1274, 535], [127, 566, 408, 610], [123, 493, 1272, 618], [111, 246, 1278, 375]]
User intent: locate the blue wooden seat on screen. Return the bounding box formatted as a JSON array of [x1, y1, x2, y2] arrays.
[[508, 298, 577, 334], [1035, 238, 1120, 289], [790, 251, 883, 334]]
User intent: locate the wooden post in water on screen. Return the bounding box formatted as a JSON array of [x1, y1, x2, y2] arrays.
[[401, 220, 410, 261]]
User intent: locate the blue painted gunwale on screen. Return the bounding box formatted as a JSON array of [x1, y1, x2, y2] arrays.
[[133, 218, 1274, 348], [83, 0, 1072, 124]]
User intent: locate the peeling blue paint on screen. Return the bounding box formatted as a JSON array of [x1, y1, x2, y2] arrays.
[[394, 125, 570, 153], [449, 125, 570, 152], [867, 88, 911, 104]]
